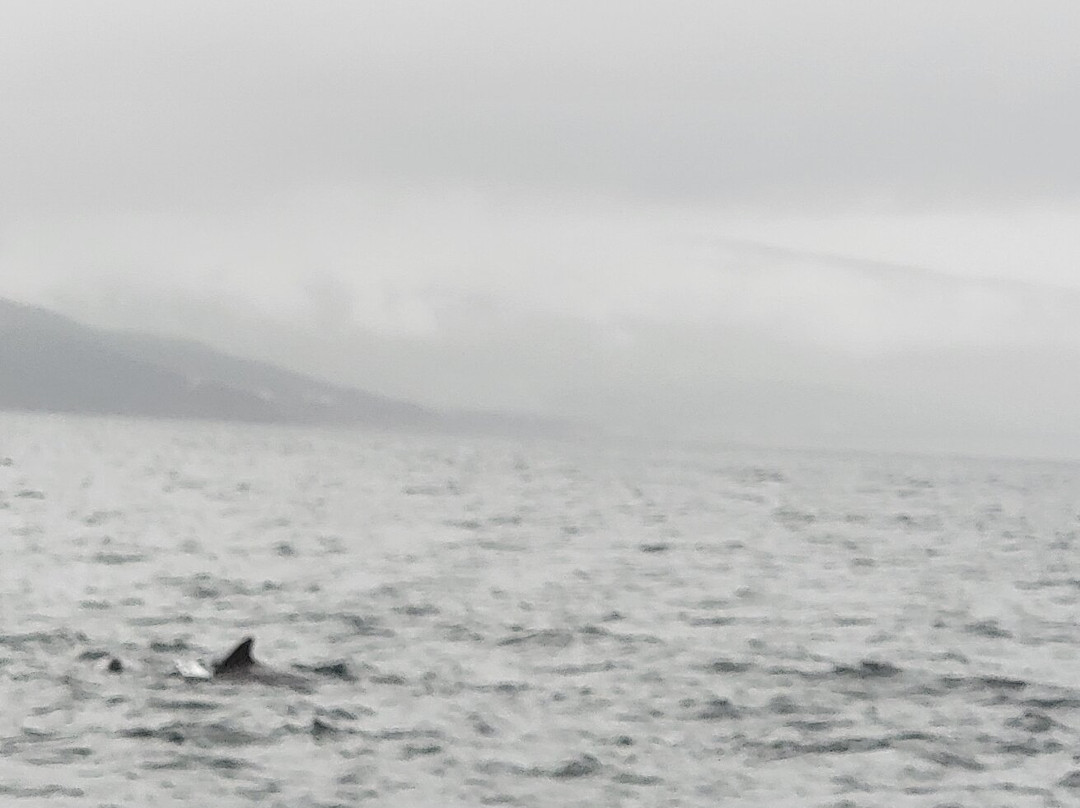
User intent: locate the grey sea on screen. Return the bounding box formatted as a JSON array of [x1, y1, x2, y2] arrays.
[[3, 411, 1080, 806]]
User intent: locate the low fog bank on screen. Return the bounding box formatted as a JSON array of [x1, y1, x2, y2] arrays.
[[33, 242, 1080, 461]]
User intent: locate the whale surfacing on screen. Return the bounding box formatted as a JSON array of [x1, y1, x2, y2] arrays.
[[203, 636, 312, 690], [213, 636, 256, 677]]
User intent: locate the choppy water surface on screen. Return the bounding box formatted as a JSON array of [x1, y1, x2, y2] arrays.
[[4, 413, 1080, 806]]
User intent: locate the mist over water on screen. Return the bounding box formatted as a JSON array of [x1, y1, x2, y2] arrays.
[[7, 1, 1080, 461], [4, 412, 1080, 805]]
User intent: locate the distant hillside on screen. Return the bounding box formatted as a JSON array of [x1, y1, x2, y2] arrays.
[[0, 298, 561, 434]]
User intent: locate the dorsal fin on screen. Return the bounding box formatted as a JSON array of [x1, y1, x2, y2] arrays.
[[213, 637, 255, 675]]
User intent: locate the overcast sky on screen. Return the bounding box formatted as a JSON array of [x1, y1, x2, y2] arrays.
[[3, 2, 1080, 453]]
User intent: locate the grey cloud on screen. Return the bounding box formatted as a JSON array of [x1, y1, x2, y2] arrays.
[[6, 2, 1080, 456], [3, 1, 1080, 215], [13, 189, 1080, 356]]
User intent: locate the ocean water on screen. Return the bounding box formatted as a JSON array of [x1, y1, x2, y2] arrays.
[[3, 412, 1080, 806]]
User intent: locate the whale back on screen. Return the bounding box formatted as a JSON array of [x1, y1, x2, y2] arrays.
[[207, 636, 312, 690]]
